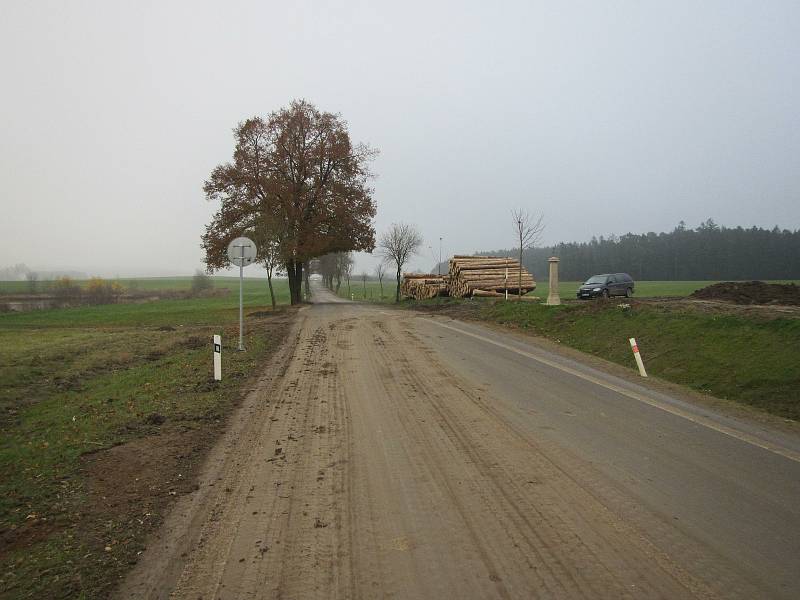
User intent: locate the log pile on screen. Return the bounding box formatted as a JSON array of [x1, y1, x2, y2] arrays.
[[448, 256, 536, 298], [400, 274, 448, 300]]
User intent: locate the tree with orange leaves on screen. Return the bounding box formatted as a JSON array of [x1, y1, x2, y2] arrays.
[[202, 100, 377, 304]]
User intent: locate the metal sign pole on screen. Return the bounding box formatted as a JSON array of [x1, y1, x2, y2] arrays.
[[226, 236, 256, 353], [238, 246, 245, 351]]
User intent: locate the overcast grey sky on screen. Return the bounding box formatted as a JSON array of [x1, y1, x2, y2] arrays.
[[1, 0, 798, 277]]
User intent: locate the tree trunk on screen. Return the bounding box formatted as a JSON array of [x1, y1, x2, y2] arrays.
[[395, 264, 401, 303], [297, 262, 304, 303], [518, 246, 523, 300], [287, 260, 304, 305], [267, 268, 276, 309], [303, 261, 310, 300]]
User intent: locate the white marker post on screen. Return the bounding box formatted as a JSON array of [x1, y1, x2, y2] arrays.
[[629, 337, 648, 377], [213, 335, 222, 381], [505, 265, 509, 301]]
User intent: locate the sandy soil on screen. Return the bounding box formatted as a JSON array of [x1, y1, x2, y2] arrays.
[[116, 286, 798, 599]]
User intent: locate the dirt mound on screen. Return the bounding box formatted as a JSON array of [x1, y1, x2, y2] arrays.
[[690, 281, 800, 306]]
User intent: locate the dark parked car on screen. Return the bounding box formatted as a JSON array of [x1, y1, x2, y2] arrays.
[[576, 273, 634, 299]]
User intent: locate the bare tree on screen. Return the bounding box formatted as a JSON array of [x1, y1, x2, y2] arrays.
[[378, 223, 423, 303], [261, 236, 282, 308], [25, 271, 38, 294], [344, 258, 354, 297], [249, 214, 284, 308], [191, 270, 214, 295], [512, 209, 545, 299], [334, 252, 353, 293], [316, 253, 337, 289], [303, 260, 311, 301], [374, 261, 386, 298]]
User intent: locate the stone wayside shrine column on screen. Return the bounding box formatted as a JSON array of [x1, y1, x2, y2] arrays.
[[546, 256, 561, 305]]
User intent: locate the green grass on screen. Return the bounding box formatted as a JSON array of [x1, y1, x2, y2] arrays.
[[0, 277, 292, 599], [535, 280, 800, 300], [1, 278, 288, 328], [412, 298, 800, 421], [0, 275, 282, 295]]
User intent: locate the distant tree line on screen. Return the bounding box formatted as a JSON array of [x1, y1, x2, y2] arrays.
[[0, 264, 87, 282], [315, 252, 354, 294], [452, 220, 800, 281]]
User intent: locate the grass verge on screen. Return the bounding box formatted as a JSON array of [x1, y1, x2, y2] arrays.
[[411, 297, 800, 421], [341, 280, 800, 305], [0, 279, 293, 599]]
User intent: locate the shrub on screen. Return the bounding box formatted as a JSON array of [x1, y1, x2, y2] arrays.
[[25, 271, 38, 293], [85, 278, 124, 305], [191, 270, 214, 295], [52, 276, 82, 300]]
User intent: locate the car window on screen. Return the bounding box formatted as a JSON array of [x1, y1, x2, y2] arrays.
[[585, 275, 606, 284], [608, 276, 616, 284]]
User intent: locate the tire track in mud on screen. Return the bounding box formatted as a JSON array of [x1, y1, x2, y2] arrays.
[[398, 316, 769, 600], [360, 315, 704, 599], [346, 318, 514, 598], [396, 322, 677, 594], [364, 319, 598, 597], [169, 315, 354, 600]]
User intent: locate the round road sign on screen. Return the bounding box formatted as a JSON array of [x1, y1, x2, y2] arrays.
[[227, 237, 257, 267]]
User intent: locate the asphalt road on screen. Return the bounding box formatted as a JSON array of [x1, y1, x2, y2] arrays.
[[120, 283, 800, 599]]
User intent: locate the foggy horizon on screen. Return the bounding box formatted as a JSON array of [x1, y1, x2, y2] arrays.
[[2, 1, 799, 278]]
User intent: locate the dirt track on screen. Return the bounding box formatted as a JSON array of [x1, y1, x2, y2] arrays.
[[118, 284, 800, 599]]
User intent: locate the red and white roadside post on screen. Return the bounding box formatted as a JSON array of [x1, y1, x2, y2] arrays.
[[629, 337, 648, 377]]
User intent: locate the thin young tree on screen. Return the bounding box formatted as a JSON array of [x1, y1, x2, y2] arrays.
[[260, 235, 282, 308], [378, 223, 423, 303], [25, 271, 38, 294], [303, 261, 311, 301], [316, 253, 337, 289], [251, 214, 284, 308], [361, 271, 368, 298], [334, 252, 353, 293], [344, 259, 353, 297], [512, 209, 545, 299], [374, 261, 386, 298]]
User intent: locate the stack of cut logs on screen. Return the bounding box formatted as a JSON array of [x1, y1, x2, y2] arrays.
[[448, 256, 536, 298], [400, 274, 449, 300]]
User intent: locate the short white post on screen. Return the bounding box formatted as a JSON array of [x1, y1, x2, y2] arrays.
[[505, 265, 509, 301], [629, 337, 647, 377], [213, 335, 222, 381]]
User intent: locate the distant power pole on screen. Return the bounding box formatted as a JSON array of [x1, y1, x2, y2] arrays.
[[438, 237, 443, 277]]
